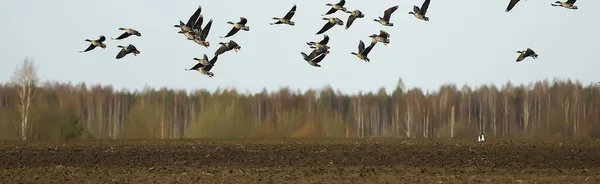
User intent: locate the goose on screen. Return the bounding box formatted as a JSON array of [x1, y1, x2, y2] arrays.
[[375, 5, 399, 26], [174, 6, 202, 33], [322, 0, 347, 16], [186, 55, 219, 78], [316, 17, 343, 35], [270, 4, 297, 26], [180, 14, 204, 41], [351, 40, 376, 62], [221, 17, 249, 38], [515, 48, 538, 62], [551, 0, 578, 9], [215, 40, 241, 56], [193, 54, 211, 66], [193, 19, 213, 48], [115, 44, 141, 59], [307, 34, 330, 51], [112, 28, 141, 40], [369, 30, 390, 46], [79, 35, 107, 53], [409, 0, 431, 21], [506, 0, 524, 12], [344, 9, 365, 29], [301, 49, 329, 67]]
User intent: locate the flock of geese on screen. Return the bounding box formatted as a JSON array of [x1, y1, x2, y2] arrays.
[[78, 0, 580, 78]]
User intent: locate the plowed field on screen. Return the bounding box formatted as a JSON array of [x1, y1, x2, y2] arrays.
[[1, 138, 599, 183]]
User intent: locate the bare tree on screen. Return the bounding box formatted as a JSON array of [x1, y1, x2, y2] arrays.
[[11, 58, 38, 140]]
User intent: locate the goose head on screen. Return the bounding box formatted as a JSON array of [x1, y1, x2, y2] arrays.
[[233, 46, 241, 52], [288, 21, 295, 25], [208, 72, 214, 78], [100, 43, 107, 48]]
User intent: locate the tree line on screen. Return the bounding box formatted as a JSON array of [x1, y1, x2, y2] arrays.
[[2, 59, 600, 140]]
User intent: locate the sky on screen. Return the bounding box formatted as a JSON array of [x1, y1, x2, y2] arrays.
[[0, 0, 598, 95]]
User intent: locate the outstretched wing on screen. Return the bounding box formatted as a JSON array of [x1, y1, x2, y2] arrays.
[[319, 35, 330, 45], [115, 32, 131, 40], [345, 15, 357, 29], [223, 27, 240, 38], [337, 0, 346, 7], [566, 0, 576, 4], [204, 55, 219, 71], [82, 44, 97, 52], [362, 42, 376, 56], [324, 8, 338, 15], [187, 6, 202, 27], [239, 17, 247, 25], [116, 48, 127, 59], [193, 15, 204, 32], [358, 40, 365, 53], [379, 30, 390, 38], [200, 19, 212, 40], [420, 0, 431, 15], [283, 5, 297, 20], [215, 44, 227, 56], [316, 22, 334, 35], [506, 0, 521, 12], [383, 5, 399, 21]]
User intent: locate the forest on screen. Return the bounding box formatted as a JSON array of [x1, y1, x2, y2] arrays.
[[2, 59, 600, 140]]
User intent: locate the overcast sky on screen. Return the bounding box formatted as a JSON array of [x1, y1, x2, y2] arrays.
[[0, 0, 598, 94]]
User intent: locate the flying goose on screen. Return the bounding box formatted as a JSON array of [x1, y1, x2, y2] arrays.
[[215, 40, 241, 56], [174, 6, 202, 33], [515, 48, 538, 62], [322, 0, 347, 16], [79, 35, 107, 53], [506, 0, 525, 12], [193, 19, 213, 48], [351, 40, 376, 62], [375, 5, 399, 26], [409, 0, 431, 21], [221, 17, 250, 38], [270, 4, 297, 26], [180, 14, 205, 41], [344, 9, 365, 29], [369, 30, 390, 46], [307, 34, 330, 51], [112, 28, 141, 40], [316, 17, 343, 35], [115, 44, 141, 59], [186, 55, 219, 78], [301, 48, 329, 67], [551, 0, 578, 9]]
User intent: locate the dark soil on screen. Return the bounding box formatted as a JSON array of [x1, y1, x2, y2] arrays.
[[1, 138, 599, 183]]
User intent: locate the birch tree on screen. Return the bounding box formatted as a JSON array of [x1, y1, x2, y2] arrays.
[[11, 58, 38, 140]]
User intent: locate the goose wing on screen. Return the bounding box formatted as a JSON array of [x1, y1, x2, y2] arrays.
[[524, 48, 536, 57], [337, 0, 346, 7], [193, 15, 204, 33], [223, 27, 240, 38], [204, 55, 219, 71], [358, 40, 365, 53], [200, 19, 212, 40], [239, 17, 247, 25], [188, 62, 205, 71], [319, 35, 330, 45], [362, 42, 376, 56], [187, 6, 202, 27], [383, 5, 399, 21], [283, 5, 297, 20], [225, 40, 239, 51], [566, 0, 576, 4], [324, 8, 338, 15], [98, 35, 106, 42], [379, 30, 390, 38], [114, 32, 132, 40], [301, 52, 310, 61], [345, 14, 357, 29], [116, 48, 128, 59], [316, 22, 335, 35], [81, 44, 97, 52], [420, 0, 431, 15], [506, 0, 521, 12], [312, 52, 327, 63], [215, 44, 228, 55]]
